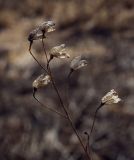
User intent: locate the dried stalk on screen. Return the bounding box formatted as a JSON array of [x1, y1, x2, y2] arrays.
[[33, 88, 67, 119], [41, 39, 91, 160], [87, 103, 104, 147], [29, 41, 48, 73]]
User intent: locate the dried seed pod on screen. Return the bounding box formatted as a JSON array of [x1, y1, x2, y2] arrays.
[[38, 21, 55, 33], [70, 56, 88, 70], [28, 28, 40, 42], [28, 21, 55, 43], [101, 89, 121, 105], [28, 29, 46, 43], [50, 44, 70, 59], [32, 74, 51, 89]]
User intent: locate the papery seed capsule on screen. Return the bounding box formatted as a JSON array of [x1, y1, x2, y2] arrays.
[[50, 44, 70, 59], [32, 74, 51, 89], [28, 28, 39, 42], [38, 21, 55, 33], [101, 89, 121, 105], [28, 21, 55, 42], [70, 56, 88, 70]]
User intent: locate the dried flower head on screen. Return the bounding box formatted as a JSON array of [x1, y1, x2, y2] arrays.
[[70, 56, 88, 70], [32, 74, 51, 89], [38, 21, 55, 33], [28, 28, 39, 42], [101, 89, 121, 105], [28, 21, 55, 42], [50, 44, 70, 59]]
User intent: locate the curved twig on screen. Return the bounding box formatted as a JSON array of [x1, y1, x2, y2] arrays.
[[88, 103, 104, 144], [29, 41, 48, 74], [33, 88, 67, 119]]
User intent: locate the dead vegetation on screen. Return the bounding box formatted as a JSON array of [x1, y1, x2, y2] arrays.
[[0, 0, 134, 160]]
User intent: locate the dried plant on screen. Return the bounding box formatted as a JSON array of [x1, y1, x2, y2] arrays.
[[101, 89, 121, 105], [68, 56, 88, 79], [70, 56, 88, 71], [38, 21, 55, 34], [48, 44, 70, 68], [50, 44, 70, 59], [86, 89, 121, 149], [28, 21, 55, 73], [32, 74, 51, 89], [32, 74, 67, 119], [28, 20, 121, 160]]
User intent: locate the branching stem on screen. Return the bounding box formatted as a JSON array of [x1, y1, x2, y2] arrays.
[[32, 88, 67, 119], [29, 41, 48, 74], [41, 39, 91, 160], [88, 103, 104, 144]]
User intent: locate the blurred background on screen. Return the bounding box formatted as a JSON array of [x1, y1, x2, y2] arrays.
[[0, 0, 134, 160]]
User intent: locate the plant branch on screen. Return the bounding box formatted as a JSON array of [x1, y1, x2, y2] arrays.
[[32, 88, 67, 119], [65, 69, 74, 108], [88, 103, 104, 144], [41, 40, 91, 160], [29, 41, 48, 74], [84, 132, 93, 160], [47, 55, 53, 69]]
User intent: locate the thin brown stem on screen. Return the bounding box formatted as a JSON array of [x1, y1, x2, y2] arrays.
[[88, 103, 104, 143], [67, 69, 74, 80], [41, 40, 91, 160], [84, 103, 104, 159], [65, 69, 74, 108], [84, 132, 93, 160], [52, 75, 91, 160], [47, 55, 53, 69], [41, 38, 49, 63], [32, 88, 67, 119], [84, 132, 90, 152], [29, 42, 48, 74], [41, 37, 53, 70]]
